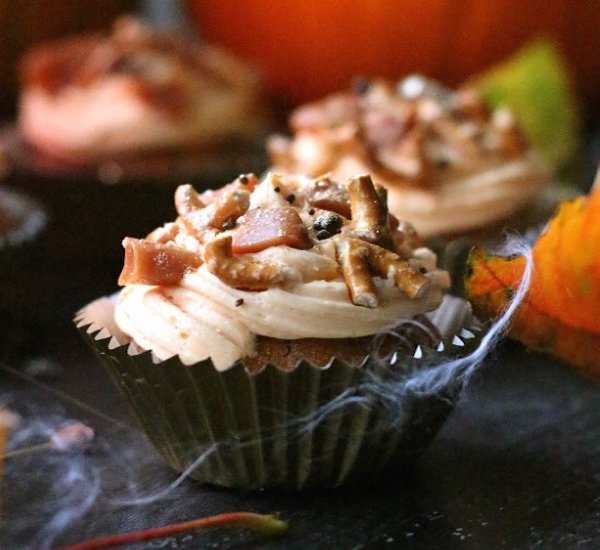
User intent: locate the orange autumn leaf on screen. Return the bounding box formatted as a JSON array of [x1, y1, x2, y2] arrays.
[[465, 177, 600, 378]]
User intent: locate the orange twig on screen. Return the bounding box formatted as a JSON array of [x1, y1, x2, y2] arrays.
[[56, 512, 288, 550]]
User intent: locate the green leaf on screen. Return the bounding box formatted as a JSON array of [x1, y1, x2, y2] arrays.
[[473, 40, 581, 172]]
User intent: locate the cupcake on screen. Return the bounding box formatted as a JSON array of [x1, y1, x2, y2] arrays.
[[268, 76, 550, 238], [17, 16, 268, 175], [77, 172, 481, 489]]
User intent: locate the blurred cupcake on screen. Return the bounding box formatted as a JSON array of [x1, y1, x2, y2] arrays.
[[268, 76, 549, 238], [76, 172, 482, 489], [17, 16, 269, 177]]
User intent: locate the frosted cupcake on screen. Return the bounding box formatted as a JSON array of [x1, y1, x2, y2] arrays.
[[77, 172, 481, 489], [17, 16, 268, 177], [268, 76, 549, 237]]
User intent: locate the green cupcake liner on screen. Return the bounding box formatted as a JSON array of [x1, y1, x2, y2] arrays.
[[76, 296, 482, 490]]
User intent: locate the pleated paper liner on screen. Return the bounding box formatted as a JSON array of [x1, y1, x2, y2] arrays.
[[75, 295, 482, 490]]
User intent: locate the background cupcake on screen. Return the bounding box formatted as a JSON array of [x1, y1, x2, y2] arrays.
[[268, 76, 550, 238]]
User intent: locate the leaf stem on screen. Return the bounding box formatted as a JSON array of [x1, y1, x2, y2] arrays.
[[56, 512, 288, 550]]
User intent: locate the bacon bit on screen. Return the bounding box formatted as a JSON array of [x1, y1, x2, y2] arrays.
[[308, 178, 351, 218], [146, 222, 180, 244], [196, 175, 259, 207], [205, 236, 285, 290], [118, 238, 203, 286], [57, 512, 288, 550], [232, 207, 311, 255], [209, 189, 250, 230], [175, 183, 204, 218], [175, 184, 250, 236], [175, 183, 215, 239]]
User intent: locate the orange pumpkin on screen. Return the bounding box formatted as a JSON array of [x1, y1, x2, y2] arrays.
[[187, 0, 600, 116]]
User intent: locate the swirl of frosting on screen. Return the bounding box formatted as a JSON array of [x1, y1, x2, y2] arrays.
[[114, 173, 450, 370]]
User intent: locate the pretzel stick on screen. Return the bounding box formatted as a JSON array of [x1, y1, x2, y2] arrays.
[[205, 236, 285, 290], [364, 240, 430, 299], [335, 238, 378, 308], [346, 174, 388, 244]]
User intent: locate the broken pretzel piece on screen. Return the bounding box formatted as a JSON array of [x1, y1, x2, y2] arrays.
[[119, 237, 203, 286], [335, 236, 430, 307], [336, 238, 379, 308], [175, 183, 250, 237], [209, 188, 251, 230], [346, 174, 391, 245], [365, 240, 429, 299], [205, 235, 285, 290]]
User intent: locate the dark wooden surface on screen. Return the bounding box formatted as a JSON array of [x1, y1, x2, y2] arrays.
[[2, 327, 600, 549]]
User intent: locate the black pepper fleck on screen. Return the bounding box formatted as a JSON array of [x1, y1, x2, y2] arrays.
[[436, 158, 450, 169], [313, 212, 342, 235], [286, 193, 295, 204], [419, 267, 427, 274], [235, 298, 244, 307], [273, 186, 280, 193], [308, 208, 315, 216]]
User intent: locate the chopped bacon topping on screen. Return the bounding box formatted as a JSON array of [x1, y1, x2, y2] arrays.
[[198, 173, 259, 204], [232, 207, 311, 255], [175, 183, 250, 239], [209, 189, 250, 230], [118, 237, 203, 286], [307, 177, 352, 218], [118, 173, 442, 306]]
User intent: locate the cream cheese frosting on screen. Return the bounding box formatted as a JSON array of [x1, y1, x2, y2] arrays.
[[114, 173, 450, 370]]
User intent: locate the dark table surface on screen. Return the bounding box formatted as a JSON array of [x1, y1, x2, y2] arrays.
[[2, 328, 600, 550]]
